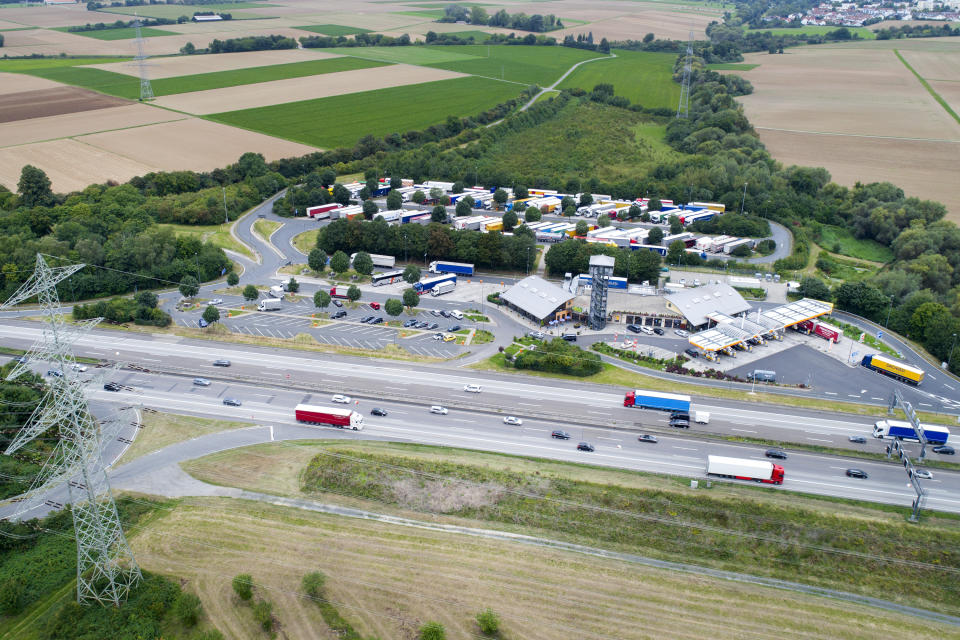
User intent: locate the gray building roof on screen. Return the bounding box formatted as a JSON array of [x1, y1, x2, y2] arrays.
[[664, 283, 751, 327], [501, 276, 575, 321]]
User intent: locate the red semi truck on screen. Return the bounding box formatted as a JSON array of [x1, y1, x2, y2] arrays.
[[795, 319, 839, 343], [330, 286, 351, 299], [706, 456, 784, 485], [294, 404, 363, 430]]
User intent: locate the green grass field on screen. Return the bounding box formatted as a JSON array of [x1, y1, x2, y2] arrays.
[[94, 2, 271, 19], [0, 57, 130, 72], [393, 9, 445, 19], [557, 49, 680, 109], [816, 225, 894, 263], [294, 23, 372, 36], [749, 25, 877, 40], [314, 45, 477, 65], [10, 66, 141, 99], [423, 44, 607, 86], [54, 26, 178, 40], [707, 62, 760, 71], [442, 30, 495, 40], [209, 75, 525, 148]]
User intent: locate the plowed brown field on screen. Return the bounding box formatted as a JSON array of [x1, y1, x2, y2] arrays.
[[0, 86, 130, 124]]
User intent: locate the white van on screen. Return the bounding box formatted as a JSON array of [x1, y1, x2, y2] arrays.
[[450, 310, 463, 320]]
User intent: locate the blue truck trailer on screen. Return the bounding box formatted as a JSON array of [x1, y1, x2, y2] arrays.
[[623, 390, 691, 412], [873, 420, 949, 444], [428, 261, 474, 276], [414, 274, 457, 294]]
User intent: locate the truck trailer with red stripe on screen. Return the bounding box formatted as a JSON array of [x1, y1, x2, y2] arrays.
[[294, 404, 363, 430]]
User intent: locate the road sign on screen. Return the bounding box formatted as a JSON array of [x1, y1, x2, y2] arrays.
[[858, 332, 865, 343], [877, 330, 883, 340]]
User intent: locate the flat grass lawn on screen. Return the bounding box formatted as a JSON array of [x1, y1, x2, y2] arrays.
[[94, 3, 271, 19], [0, 56, 129, 72], [817, 224, 894, 263], [149, 57, 389, 96], [707, 62, 760, 71], [11, 66, 141, 99], [442, 29, 494, 40], [424, 44, 608, 86], [749, 25, 876, 39], [292, 229, 319, 254], [117, 411, 248, 465], [253, 218, 281, 242], [294, 24, 372, 36], [314, 45, 476, 65], [558, 48, 680, 109], [56, 26, 178, 40], [157, 222, 254, 260], [209, 75, 525, 148]]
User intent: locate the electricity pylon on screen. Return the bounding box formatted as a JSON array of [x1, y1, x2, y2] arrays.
[[676, 31, 694, 119], [1, 254, 141, 606], [134, 13, 154, 102]]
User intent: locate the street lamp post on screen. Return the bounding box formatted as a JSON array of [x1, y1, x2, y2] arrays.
[[949, 333, 958, 371], [739, 182, 748, 215], [885, 296, 894, 328], [526, 246, 531, 276]]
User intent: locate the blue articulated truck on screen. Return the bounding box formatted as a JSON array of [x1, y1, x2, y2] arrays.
[[428, 261, 474, 277], [624, 390, 691, 412], [414, 274, 456, 294]]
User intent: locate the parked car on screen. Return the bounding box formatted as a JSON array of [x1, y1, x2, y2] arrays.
[[463, 384, 482, 393], [503, 416, 523, 426], [551, 430, 571, 440], [626, 324, 641, 334], [442, 334, 456, 342], [331, 310, 347, 319], [430, 310, 441, 316], [333, 300, 343, 307], [653, 327, 665, 336], [913, 469, 933, 480], [765, 449, 788, 459], [332, 394, 351, 404], [684, 348, 699, 359], [46, 369, 62, 377], [674, 329, 689, 338], [415, 321, 428, 329], [848, 435, 867, 444], [433, 333, 444, 341], [640, 326, 654, 335], [577, 442, 595, 452], [371, 317, 383, 324], [360, 316, 374, 323], [193, 378, 211, 386], [637, 434, 658, 443], [223, 398, 242, 407], [529, 330, 545, 340], [429, 405, 448, 415], [212, 359, 231, 367], [562, 333, 577, 342], [440, 310, 450, 318], [448, 324, 461, 332], [933, 445, 955, 455], [845, 468, 869, 479], [369, 302, 381, 310], [403, 319, 417, 328], [103, 382, 121, 392], [371, 407, 388, 416], [210, 298, 223, 305]]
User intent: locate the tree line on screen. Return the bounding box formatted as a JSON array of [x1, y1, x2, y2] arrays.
[[206, 34, 297, 54], [439, 5, 563, 33]]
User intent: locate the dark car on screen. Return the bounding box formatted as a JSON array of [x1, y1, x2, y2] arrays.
[[848, 435, 867, 444], [933, 445, 956, 455], [333, 299, 343, 307], [403, 319, 417, 328], [765, 449, 788, 459], [669, 418, 690, 429], [428, 322, 439, 330], [577, 442, 595, 452], [670, 411, 690, 422], [212, 359, 231, 367], [46, 369, 62, 377], [222, 398, 242, 407], [440, 310, 450, 318], [845, 468, 869, 479], [413, 321, 427, 329], [360, 315, 374, 323], [430, 310, 441, 316], [626, 324, 641, 334], [14, 355, 28, 364], [331, 310, 347, 319], [371, 317, 383, 324], [448, 324, 461, 332], [562, 333, 577, 342], [371, 407, 388, 416], [551, 430, 571, 440], [103, 382, 121, 392], [684, 348, 699, 359], [637, 434, 658, 443], [653, 327, 665, 335]]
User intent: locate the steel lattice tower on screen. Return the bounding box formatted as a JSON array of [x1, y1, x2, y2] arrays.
[[676, 31, 694, 119], [1, 255, 141, 606], [134, 14, 154, 102], [588, 254, 614, 331]]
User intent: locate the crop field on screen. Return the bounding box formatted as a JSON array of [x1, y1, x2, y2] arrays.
[[2, 64, 142, 100], [0, 104, 177, 147], [733, 39, 960, 221], [558, 48, 680, 109], [93, 2, 274, 20], [313, 44, 478, 65], [89, 49, 340, 79], [748, 25, 876, 39], [55, 26, 178, 40], [209, 75, 524, 148], [422, 44, 606, 86], [294, 23, 372, 36]]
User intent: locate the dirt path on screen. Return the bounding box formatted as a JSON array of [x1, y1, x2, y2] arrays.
[[519, 52, 616, 112]]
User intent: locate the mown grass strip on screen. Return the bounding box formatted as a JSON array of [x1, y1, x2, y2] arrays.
[[53, 26, 178, 40], [895, 48, 960, 126], [294, 24, 372, 36], [707, 62, 759, 71], [558, 49, 678, 109]]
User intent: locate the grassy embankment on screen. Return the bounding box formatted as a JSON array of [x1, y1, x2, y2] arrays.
[[179, 440, 960, 625], [251, 219, 280, 245], [116, 412, 250, 465], [558, 48, 681, 109], [156, 222, 254, 260]]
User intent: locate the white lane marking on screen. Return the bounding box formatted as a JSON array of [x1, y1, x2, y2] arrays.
[[673, 447, 697, 451], [270, 425, 274, 441], [871, 397, 883, 401], [597, 437, 621, 442], [731, 428, 756, 433], [847, 395, 860, 398], [806, 438, 832, 442], [824, 391, 837, 395], [945, 383, 955, 391]]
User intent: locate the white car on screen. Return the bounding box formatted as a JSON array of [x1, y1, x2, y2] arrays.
[[674, 329, 689, 338], [332, 394, 351, 404], [210, 298, 223, 305], [640, 326, 654, 335], [503, 416, 523, 426], [463, 384, 482, 393], [70, 363, 88, 372], [429, 406, 448, 415], [914, 469, 933, 480]]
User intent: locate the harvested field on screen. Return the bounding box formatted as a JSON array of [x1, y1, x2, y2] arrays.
[[0, 4, 93, 28], [0, 104, 180, 148], [315, 44, 478, 65], [93, 2, 273, 20], [152, 63, 466, 114], [932, 81, 960, 119], [0, 72, 66, 95], [0, 86, 130, 124], [129, 496, 960, 640], [551, 9, 717, 41], [89, 48, 341, 79], [899, 49, 960, 82]]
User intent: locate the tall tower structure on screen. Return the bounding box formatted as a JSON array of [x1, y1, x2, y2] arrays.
[[588, 254, 614, 331], [676, 30, 694, 119], [134, 13, 154, 102], [1, 255, 141, 606]]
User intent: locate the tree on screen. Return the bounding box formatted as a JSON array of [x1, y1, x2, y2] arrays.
[[648, 227, 664, 245], [362, 199, 379, 219], [647, 196, 661, 211], [597, 214, 611, 228], [455, 199, 472, 217], [476, 609, 500, 636], [502, 210, 518, 232], [627, 204, 641, 220], [179, 275, 199, 299], [419, 621, 446, 640], [17, 165, 53, 208], [180, 41, 196, 55], [286, 276, 299, 293], [834, 281, 887, 319], [669, 215, 682, 235], [314, 289, 331, 309], [329, 250, 350, 274], [429, 187, 445, 202], [667, 240, 686, 265], [403, 264, 421, 284], [403, 287, 419, 308], [579, 192, 593, 207], [227, 272, 240, 286], [302, 571, 326, 598], [730, 243, 752, 257], [431, 205, 448, 223], [202, 305, 220, 324], [492, 188, 508, 209], [173, 592, 202, 627], [242, 284, 259, 301], [563, 205, 576, 217], [353, 252, 374, 275], [319, 168, 336, 186], [643, 32, 655, 43], [598, 37, 610, 53], [347, 284, 361, 302], [332, 183, 351, 205], [308, 248, 327, 273], [385, 298, 403, 316], [386, 189, 402, 210], [631, 248, 661, 284], [412, 189, 426, 204], [252, 600, 273, 632], [232, 574, 253, 601], [514, 185, 529, 199], [575, 220, 589, 236], [135, 291, 158, 308], [470, 5, 488, 24], [525, 207, 542, 223], [641, 211, 651, 222]]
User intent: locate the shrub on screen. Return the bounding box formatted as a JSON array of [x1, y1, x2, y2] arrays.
[[173, 591, 202, 627], [232, 574, 253, 601], [476, 608, 500, 635], [226, 272, 240, 286], [419, 621, 446, 640], [301, 571, 326, 598], [252, 600, 274, 631]]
